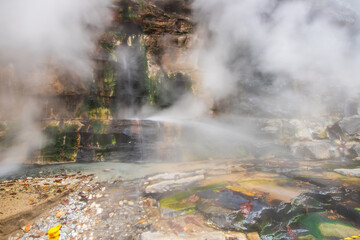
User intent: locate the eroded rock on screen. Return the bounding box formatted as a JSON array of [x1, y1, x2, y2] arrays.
[[339, 116, 360, 136], [196, 199, 240, 230], [291, 141, 339, 160]]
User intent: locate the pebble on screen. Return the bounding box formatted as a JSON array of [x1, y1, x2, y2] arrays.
[[10, 176, 151, 240], [96, 208, 103, 215]]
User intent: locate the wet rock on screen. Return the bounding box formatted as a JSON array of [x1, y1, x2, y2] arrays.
[[338, 116, 360, 136], [196, 199, 240, 230], [291, 141, 339, 160], [76, 147, 95, 163], [225, 233, 248, 240], [247, 232, 262, 240], [334, 168, 360, 177], [160, 207, 187, 218], [145, 175, 204, 194], [348, 144, 360, 159], [307, 119, 335, 140]]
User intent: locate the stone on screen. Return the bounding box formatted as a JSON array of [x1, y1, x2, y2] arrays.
[[225, 232, 247, 240], [196, 199, 240, 230], [334, 168, 360, 177], [96, 208, 103, 215], [289, 119, 312, 140], [160, 207, 187, 219], [145, 175, 205, 194], [348, 144, 360, 159], [291, 141, 339, 160], [247, 232, 261, 240], [338, 116, 360, 136]]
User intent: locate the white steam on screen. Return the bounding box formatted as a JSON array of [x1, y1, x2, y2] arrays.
[[0, 0, 111, 175], [192, 0, 360, 116], [0, 0, 110, 75]]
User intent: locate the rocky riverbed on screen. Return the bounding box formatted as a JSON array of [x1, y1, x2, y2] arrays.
[[2, 157, 359, 240]]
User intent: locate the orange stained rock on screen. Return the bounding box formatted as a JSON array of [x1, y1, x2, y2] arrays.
[[247, 232, 262, 240], [56, 210, 67, 218], [22, 223, 32, 233]]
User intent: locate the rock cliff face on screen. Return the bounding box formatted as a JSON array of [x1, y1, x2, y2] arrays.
[[0, 0, 195, 121], [2, 0, 360, 165], [0, 0, 197, 163]]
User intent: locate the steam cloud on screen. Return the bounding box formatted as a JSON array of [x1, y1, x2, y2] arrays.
[[191, 0, 360, 117], [0, 0, 110, 175]]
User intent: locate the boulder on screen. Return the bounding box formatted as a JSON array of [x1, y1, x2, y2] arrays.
[[145, 175, 204, 194], [343, 143, 360, 159], [291, 141, 340, 160], [288, 119, 312, 140], [196, 199, 241, 230], [76, 148, 95, 162], [258, 118, 330, 141], [338, 116, 360, 136], [334, 168, 360, 177], [351, 144, 360, 156]]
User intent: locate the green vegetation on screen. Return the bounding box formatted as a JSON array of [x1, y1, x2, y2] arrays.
[[159, 183, 227, 212], [122, 5, 139, 19], [145, 71, 192, 108], [103, 63, 116, 97], [76, 97, 112, 119], [90, 120, 109, 134], [100, 41, 114, 53], [41, 123, 80, 162], [91, 120, 113, 150]]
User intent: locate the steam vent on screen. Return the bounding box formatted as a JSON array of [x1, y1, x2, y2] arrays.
[[0, 0, 360, 239]]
